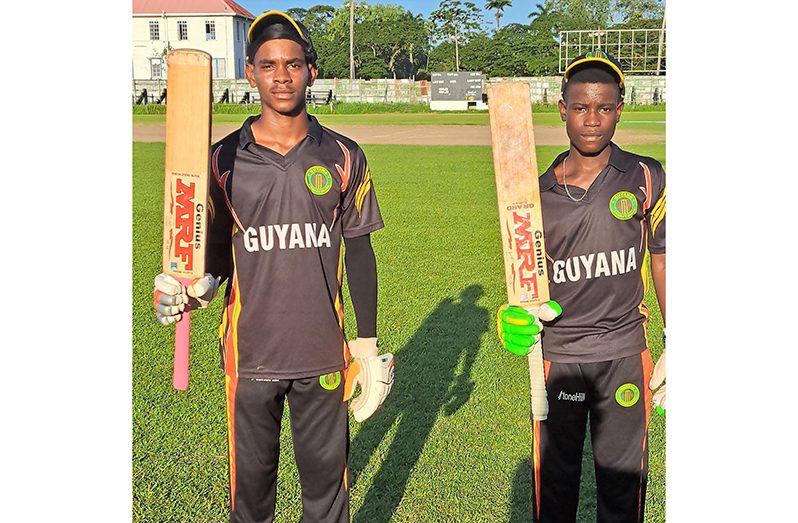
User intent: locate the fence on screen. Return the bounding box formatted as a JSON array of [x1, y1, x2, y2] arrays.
[[132, 75, 665, 107]]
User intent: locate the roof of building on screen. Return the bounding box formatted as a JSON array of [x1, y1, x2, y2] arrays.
[[132, 0, 255, 19]]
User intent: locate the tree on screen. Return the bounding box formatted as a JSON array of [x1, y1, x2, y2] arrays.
[[613, 0, 664, 24], [285, 8, 308, 22], [528, 0, 612, 31], [304, 4, 337, 34], [485, 0, 512, 31], [356, 4, 428, 78], [430, 1, 486, 72], [311, 6, 350, 78]]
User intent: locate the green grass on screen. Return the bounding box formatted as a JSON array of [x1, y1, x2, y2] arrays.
[[133, 109, 664, 132], [133, 142, 665, 522]]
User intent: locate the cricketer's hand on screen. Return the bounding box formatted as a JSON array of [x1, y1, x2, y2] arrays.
[[344, 337, 394, 422], [153, 273, 220, 325], [650, 350, 666, 411], [497, 301, 562, 356]]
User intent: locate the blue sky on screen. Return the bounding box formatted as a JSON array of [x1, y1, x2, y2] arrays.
[[236, 1, 537, 29]]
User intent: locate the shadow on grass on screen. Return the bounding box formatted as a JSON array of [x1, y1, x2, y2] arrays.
[[509, 458, 533, 523], [349, 284, 489, 523]]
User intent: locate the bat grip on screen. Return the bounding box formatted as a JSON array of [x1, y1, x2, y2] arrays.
[[528, 340, 548, 421], [173, 277, 192, 390], [525, 304, 548, 421]]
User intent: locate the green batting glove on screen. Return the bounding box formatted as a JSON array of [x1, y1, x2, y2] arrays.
[[496, 301, 562, 356]]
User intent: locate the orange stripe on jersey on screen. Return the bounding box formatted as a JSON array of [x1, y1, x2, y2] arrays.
[[223, 247, 243, 377], [637, 349, 654, 522], [637, 248, 651, 347], [335, 140, 351, 192], [641, 349, 654, 423], [222, 244, 244, 510], [533, 419, 543, 520], [533, 359, 552, 520], [639, 162, 652, 212], [224, 373, 239, 511], [212, 143, 246, 232]]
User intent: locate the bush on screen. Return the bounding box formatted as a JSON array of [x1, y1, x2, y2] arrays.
[[132, 101, 432, 115], [308, 102, 431, 114]]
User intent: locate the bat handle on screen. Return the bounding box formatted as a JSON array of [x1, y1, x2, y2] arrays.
[[528, 339, 548, 421], [173, 277, 192, 390], [526, 304, 548, 421]]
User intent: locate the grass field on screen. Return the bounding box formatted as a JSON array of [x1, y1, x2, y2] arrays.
[[133, 140, 665, 522], [132, 110, 666, 132]]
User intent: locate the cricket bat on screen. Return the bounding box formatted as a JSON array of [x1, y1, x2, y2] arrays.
[[487, 81, 551, 421], [162, 49, 212, 391]]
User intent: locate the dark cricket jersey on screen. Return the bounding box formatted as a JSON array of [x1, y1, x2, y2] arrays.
[[205, 115, 383, 379], [539, 142, 665, 363]]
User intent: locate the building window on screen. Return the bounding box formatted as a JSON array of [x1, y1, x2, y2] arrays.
[[205, 21, 216, 40], [150, 58, 163, 79], [235, 20, 241, 42], [149, 21, 160, 41], [178, 21, 188, 40], [212, 58, 226, 78]]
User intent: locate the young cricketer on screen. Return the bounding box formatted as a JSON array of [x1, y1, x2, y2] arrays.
[[153, 11, 394, 523], [497, 51, 666, 523]]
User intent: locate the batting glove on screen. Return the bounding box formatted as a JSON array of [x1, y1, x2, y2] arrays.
[[343, 337, 394, 422], [153, 273, 220, 325], [497, 301, 562, 356], [650, 349, 666, 412]]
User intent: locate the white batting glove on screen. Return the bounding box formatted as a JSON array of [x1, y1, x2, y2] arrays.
[[650, 349, 666, 411], [153, 273, 220, 325], [343, 337, 394, 422]]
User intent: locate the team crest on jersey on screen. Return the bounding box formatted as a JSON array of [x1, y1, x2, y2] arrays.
[[615, 383, 640, 407], [609, 191, 638, 220], [305, 166, 333, 195], [319, 371, 341, 390]]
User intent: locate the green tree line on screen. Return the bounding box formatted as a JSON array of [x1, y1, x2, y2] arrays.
[[285, 0, 664, 79]]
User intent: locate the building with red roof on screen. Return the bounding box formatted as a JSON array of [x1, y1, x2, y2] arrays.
[[132, 0, 256, 80]]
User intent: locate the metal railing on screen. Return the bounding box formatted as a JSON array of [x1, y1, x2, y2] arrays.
[[559, 28, 666, 74]]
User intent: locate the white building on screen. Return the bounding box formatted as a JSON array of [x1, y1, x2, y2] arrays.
[[132, 0, 256, 80]]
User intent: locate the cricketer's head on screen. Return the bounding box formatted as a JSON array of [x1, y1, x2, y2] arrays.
[[246, 11, 317, 68], [561, 50, 625, 103]]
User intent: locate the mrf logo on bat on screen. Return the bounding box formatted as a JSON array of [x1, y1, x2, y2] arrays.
[[505, 202, 545, 302], [167, 172, 205, 274]]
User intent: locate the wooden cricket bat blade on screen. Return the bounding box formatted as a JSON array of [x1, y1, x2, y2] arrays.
[[487, 81, 551, 420], [161, 49, 212, 390]]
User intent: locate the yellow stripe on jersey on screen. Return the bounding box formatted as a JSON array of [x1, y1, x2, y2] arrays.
[[231, 253, 242, 374], [354, 167, 373, 216], [638, 248, 652, 348], [334, 242, 345, 329], [221, 245, 243, 377], [650, 188, 666, 236], [334, 243, 348, 363]]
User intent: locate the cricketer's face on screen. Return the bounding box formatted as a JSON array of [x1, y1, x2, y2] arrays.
[[246, 38, 317, 116], [559, 82, 623, 156]]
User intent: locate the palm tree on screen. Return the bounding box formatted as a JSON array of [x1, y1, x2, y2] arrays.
[[528, 1, 552, 21], [485, 0, 512, 31]]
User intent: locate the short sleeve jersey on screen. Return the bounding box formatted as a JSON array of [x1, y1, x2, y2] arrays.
[[205, 115, 383, 379], [539, 142, 665, 363]]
